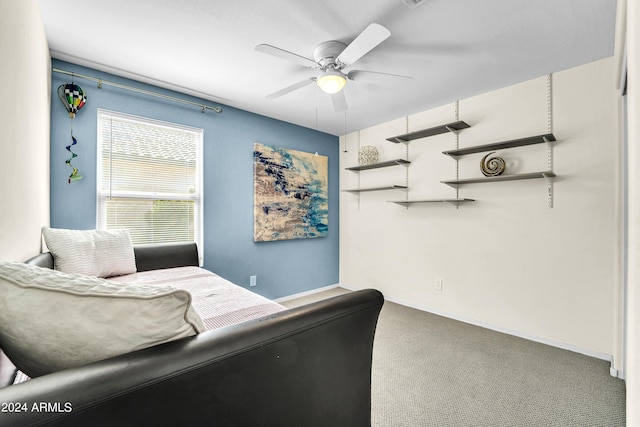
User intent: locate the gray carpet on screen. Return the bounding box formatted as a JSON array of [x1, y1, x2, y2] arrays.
[[281, 288, 626, 427]]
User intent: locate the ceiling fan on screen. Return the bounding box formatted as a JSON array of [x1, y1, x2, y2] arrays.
[[255, 23, 412, 112]]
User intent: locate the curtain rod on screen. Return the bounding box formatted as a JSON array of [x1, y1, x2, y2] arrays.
[[53, 68, 223, 114]]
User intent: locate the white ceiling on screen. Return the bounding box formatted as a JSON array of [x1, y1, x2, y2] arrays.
[[38, 0, 617, 136]]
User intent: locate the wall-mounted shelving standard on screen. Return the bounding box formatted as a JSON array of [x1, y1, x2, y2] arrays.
[[343, 185, 408, 193], [441, 171, 556, 187], [386, 120, 471, 144], [387, 198, 475, 207], [442, 133, 556, 157], [345, 159, 410, 171]]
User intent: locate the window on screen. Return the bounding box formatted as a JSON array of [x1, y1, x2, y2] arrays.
[[97, 110, 203, 260]]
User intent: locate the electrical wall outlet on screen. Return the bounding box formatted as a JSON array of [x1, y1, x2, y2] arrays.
[[250, 275, 257, 287], [435, 279, 443, 291]]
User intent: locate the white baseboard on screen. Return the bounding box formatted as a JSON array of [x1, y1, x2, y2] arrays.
[[274, 283, 340, 303], [340, 284, 618, 375]]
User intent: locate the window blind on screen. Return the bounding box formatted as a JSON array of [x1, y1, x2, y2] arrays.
[[97, 110, 203, 253]]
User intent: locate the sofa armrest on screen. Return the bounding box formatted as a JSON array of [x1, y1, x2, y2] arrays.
[[0, 289, 383, 427]]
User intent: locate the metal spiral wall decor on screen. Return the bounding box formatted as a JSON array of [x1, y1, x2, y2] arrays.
[[65, 135, 83, 183], [480, 151, 506, 177], [57, 83, 87, 183]]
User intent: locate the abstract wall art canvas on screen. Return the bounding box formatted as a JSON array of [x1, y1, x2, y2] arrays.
[[253, 143, 328, 242]]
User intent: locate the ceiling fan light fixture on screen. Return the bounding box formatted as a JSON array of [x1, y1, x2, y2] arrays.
[[316, 70, 347, 94]]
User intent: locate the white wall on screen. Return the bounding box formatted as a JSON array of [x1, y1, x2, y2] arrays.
[[0, 0, 50, 260], [340, 57, 623, 370], [625, 0, 639, 423]]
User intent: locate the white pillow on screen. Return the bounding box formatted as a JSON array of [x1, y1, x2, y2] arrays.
[[0, 261, 206, 378], [42, 227, 136, 277]]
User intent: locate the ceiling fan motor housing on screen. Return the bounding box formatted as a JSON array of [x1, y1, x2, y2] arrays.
[[313, 41, 347, 69]]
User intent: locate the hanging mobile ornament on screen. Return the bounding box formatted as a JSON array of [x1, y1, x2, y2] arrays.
[[57, 83, 87, 183], [65, 134, 83, 182], [57, 83, 86, 118]]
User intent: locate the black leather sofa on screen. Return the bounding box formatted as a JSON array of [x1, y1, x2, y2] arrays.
[[0, 243, 384, 426]]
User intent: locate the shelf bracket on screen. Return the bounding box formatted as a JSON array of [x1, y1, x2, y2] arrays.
[[445, 125, 461, 135]]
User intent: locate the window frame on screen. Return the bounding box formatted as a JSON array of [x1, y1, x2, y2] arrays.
[[96, 109, 204, 263]]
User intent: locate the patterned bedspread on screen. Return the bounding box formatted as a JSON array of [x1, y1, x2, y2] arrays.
[[110, 266, 286, 331]]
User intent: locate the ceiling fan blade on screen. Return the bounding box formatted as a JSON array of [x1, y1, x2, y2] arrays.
[[336, 23, 391, 67], [331, 91, 348, 112], [266, 78, 315, 99], [347, 70, 413, 85], [255, 44, 318, 68]]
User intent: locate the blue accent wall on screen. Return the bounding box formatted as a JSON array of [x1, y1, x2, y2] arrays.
[[50, 59, 339, 299]]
